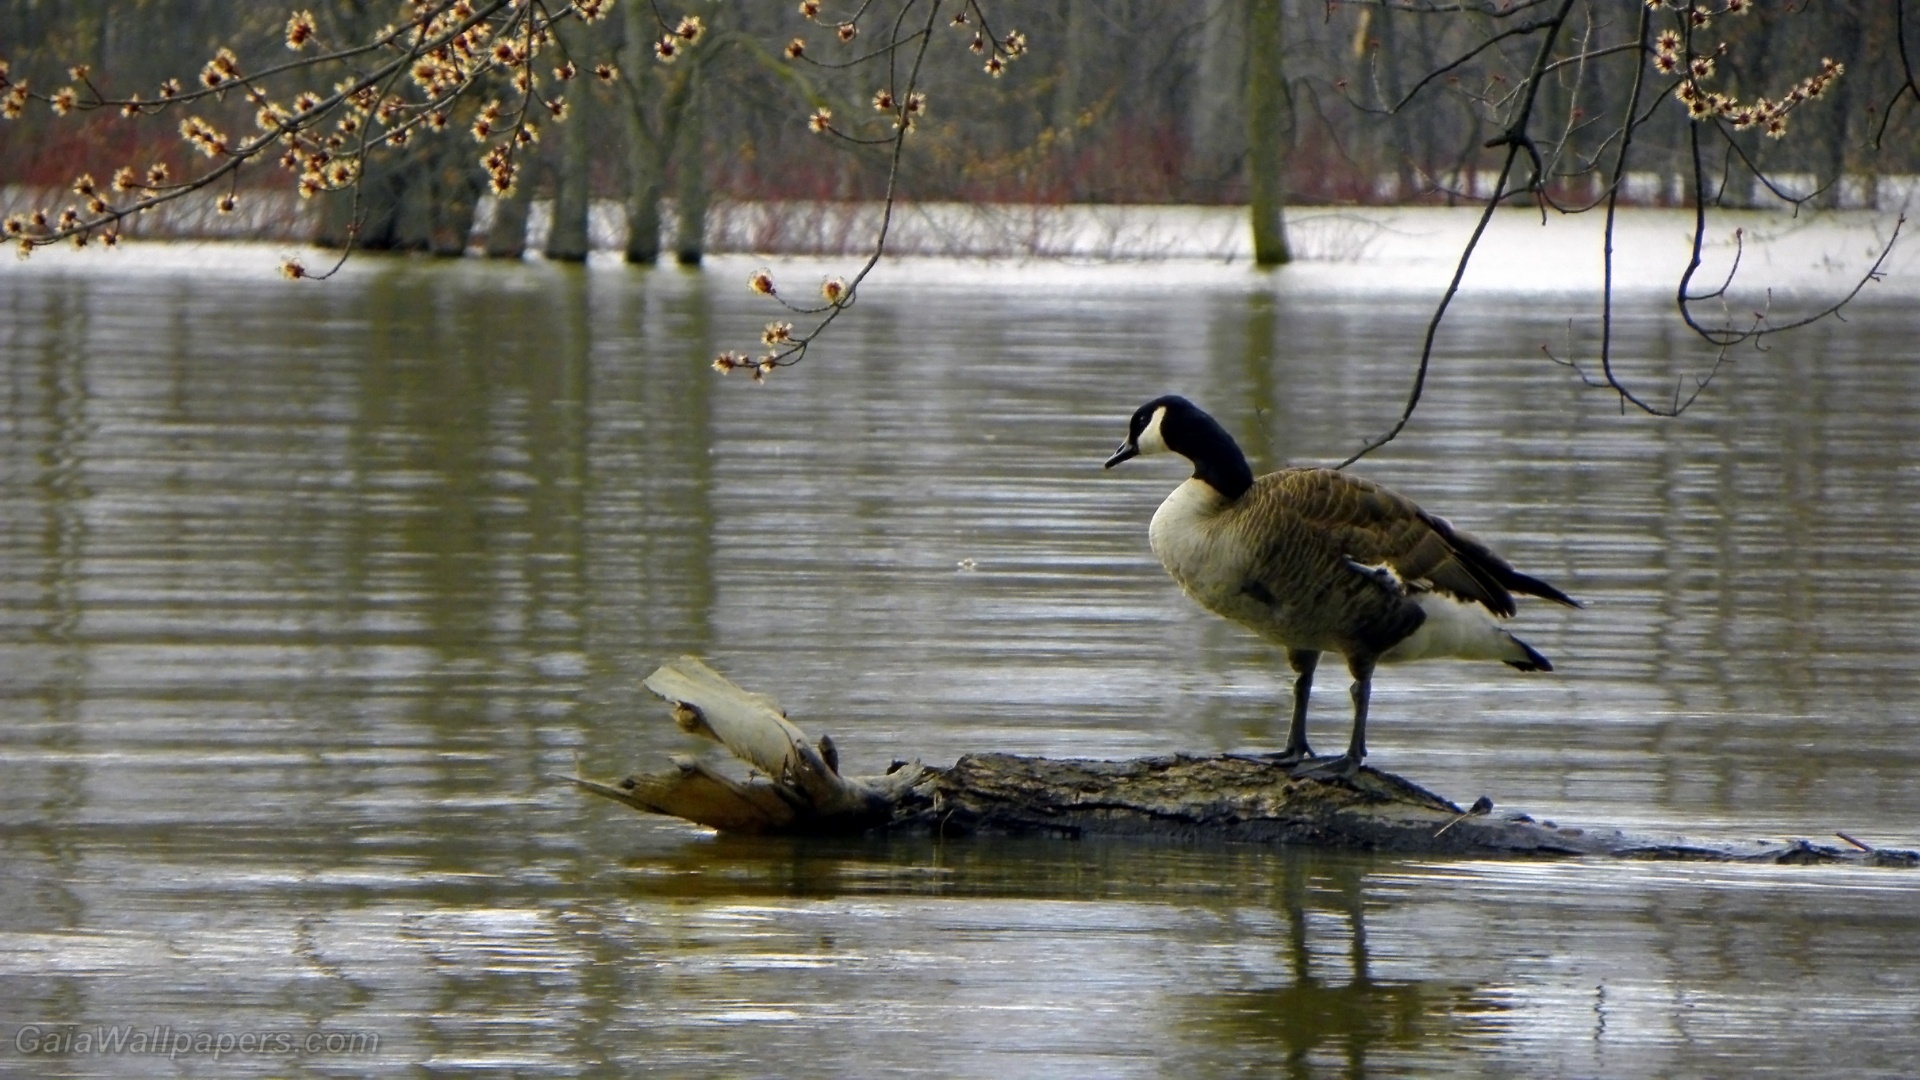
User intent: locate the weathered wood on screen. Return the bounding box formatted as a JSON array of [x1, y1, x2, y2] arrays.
[[567, 657, 1919, 866], [572, 656, 911, 832]]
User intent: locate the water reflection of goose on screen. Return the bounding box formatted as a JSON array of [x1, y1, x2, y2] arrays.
[[1105, 395, 1578, 776], [1184, 855, 1512, 1075]]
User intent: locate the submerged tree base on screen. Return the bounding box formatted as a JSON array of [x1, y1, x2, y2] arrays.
[[568, 657, 1918, 867]]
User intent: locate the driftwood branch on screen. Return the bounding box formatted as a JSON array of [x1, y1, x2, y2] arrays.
[[567, 656, 911, 832], [567, 657, 1918, 866]]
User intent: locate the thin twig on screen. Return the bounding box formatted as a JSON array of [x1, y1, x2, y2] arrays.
[[1340, 0, 1579, 467]]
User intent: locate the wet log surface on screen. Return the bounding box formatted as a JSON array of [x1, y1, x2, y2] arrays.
[[566, 657, 1919, 867]]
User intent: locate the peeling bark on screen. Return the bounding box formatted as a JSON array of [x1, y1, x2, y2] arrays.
[[567, 658, 1919, 867]]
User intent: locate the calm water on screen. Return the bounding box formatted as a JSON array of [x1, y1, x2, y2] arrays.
[[4, 229, 1920, 1076]]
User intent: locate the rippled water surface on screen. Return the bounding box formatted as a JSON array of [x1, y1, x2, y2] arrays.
[[4, 230, 1920, 1076]]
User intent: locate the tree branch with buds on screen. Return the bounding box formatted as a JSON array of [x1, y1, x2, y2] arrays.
[[1330, 0, 1904, 462], [712, 0, 1030, 382], [0, 0, 618, 273]]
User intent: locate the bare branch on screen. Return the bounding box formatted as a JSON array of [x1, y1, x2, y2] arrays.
[[1331, 0, 1556, 17], [1873, 0, 1920, 149], [1340, 0, 1579, 467], [717, 0, 960, 380], [1372, 16, 1558, 116]]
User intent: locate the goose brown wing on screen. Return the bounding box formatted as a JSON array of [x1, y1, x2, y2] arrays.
[[1255, 468, 1553, 617]]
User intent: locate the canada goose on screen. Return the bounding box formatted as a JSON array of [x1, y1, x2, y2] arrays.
[[1105, 395, 1578, 776]]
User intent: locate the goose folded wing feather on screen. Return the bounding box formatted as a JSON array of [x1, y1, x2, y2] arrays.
[[1260, 469, 1516, 618]]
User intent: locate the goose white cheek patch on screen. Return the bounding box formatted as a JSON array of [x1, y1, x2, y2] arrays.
[[1136, 406, 1170, 456]]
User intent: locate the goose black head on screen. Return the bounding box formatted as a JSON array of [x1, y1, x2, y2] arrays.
[[1103, 395, 1254, 500]]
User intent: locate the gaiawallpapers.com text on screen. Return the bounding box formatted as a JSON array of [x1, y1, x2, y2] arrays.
[[12, 1024, 380, 1062]]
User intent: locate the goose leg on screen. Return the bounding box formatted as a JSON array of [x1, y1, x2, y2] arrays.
[[1270, 648, 1319, 764], [1292, 654, 1373, 779], [1345, 657, 1372, 762]]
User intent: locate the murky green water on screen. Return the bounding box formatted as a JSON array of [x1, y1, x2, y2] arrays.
[[4, 236, 1919, 1076]]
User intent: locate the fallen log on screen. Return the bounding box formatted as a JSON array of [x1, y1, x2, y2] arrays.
[[566, 656, 1919, 866]]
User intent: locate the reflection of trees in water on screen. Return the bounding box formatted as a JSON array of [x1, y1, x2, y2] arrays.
[[13, 275, 95, 953]]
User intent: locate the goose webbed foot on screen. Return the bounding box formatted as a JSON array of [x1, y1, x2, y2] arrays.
[[1289, 754, 1362, 780], [1225, 747, 1314, 768]]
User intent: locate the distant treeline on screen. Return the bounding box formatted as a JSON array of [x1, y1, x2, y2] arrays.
[[1, 1, 1911, 238]]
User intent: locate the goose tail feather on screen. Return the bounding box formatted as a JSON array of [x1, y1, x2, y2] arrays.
[[1503, 634, 1553, 672]]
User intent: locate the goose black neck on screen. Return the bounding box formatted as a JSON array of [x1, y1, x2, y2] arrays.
[[1180, 410, 1255, 501]]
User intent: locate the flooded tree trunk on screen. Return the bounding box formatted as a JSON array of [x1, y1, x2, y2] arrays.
[[1247, 0, 1291, 265], [618, 0, 664, 265], [306, 2, 480, 256], [316, 137, 480, 254], [673, 78, 709, 266], [618, 0, 707, 264], [546, 81, 593, 262], [568, 658, 1919, 866], [417, 135, 484, 256], [484, 183, 533, 259], [622, 109, 665, 264]]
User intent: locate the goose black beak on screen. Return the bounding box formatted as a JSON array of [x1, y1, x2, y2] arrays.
[[1104, 441, 1138, 469]]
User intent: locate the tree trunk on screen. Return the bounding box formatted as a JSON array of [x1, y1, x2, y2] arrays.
[[546, 57, 594, 261], [484, 183, 533, 259], [1373, 4, 1415, 200], [1050, 0, 1093, 197], [620, 0, 665, 264], [1188, 0, 1248, 201], [623, 113, 665, 263], [309, 2, 481, 255], [567, 657, 1920, 866], [1247, 0, 1291, 265], [319, 137, 480, 255], [414, 130, 484, 256], [673, 77, 709, 266], [318, 163, 406, 250]]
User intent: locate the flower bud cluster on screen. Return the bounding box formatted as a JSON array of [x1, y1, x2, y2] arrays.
[[4, 0, 622, 257], [1653, 4, 1840, 140], [655, 16, 706, 63]]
